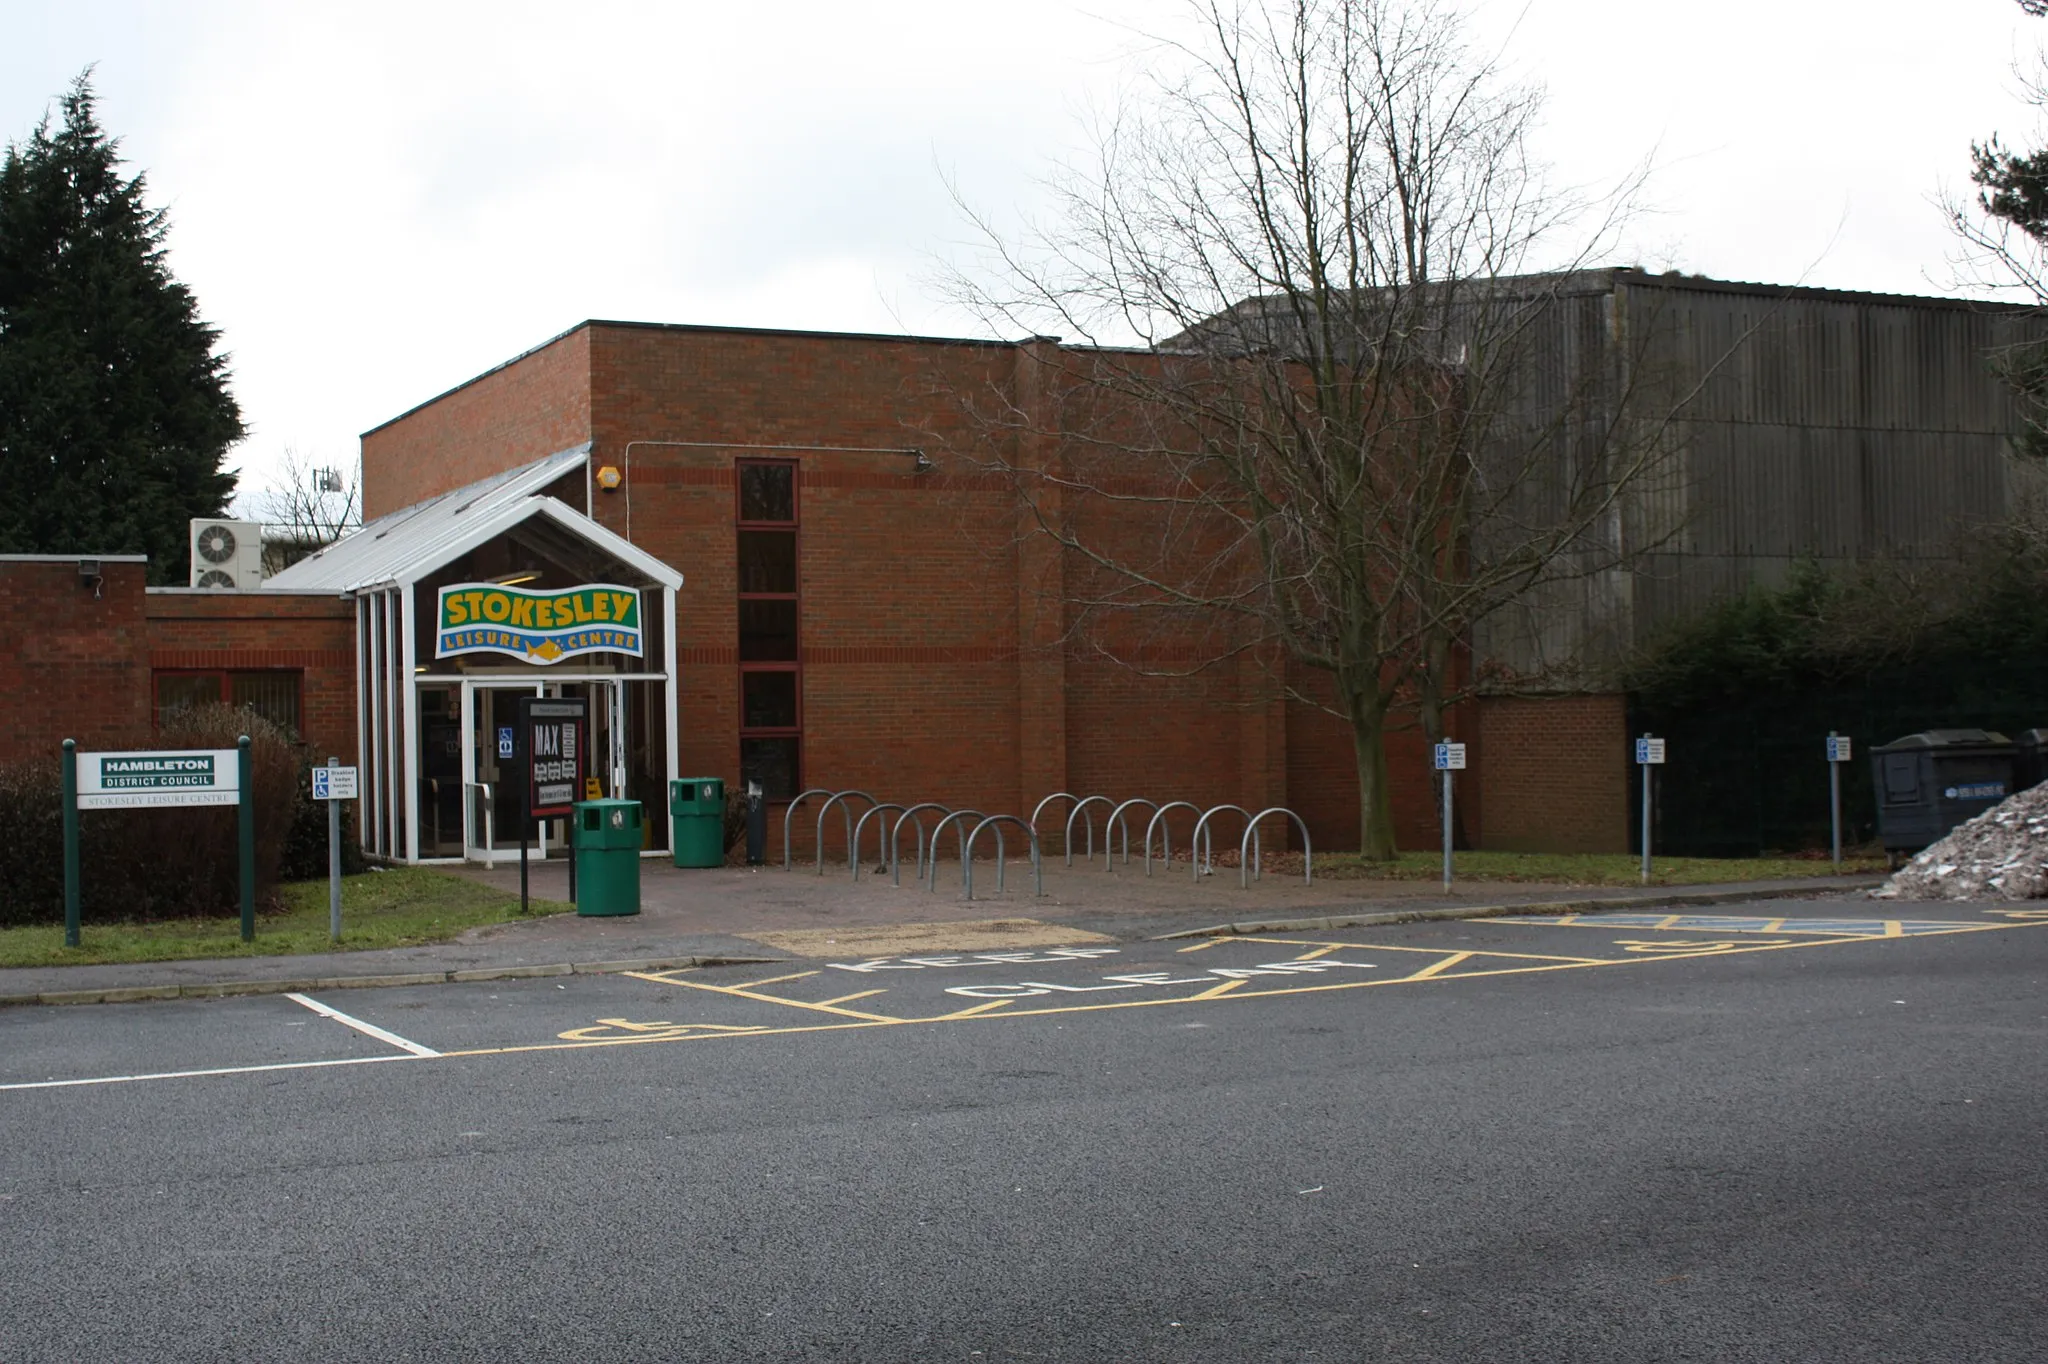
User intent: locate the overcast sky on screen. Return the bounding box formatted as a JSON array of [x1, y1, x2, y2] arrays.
[[4, 0, 2044, 507]]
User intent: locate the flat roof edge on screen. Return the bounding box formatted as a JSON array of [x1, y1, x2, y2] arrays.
[[0, 553, 149, 563]]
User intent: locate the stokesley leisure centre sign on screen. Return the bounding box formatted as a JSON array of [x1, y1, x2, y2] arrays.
[[436, 583, 643, 665], [77, 749, 239, 809]]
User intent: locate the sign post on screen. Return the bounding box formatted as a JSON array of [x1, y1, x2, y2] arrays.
[[312, 759, 359, 941], [1432, 741, 1467, 892], [61, 740, 80, 948], [1825, 733, 1852, 869], [66, 740, 249, 947], [1635, 735, 1666, 885], [517, 696, 588, 915]]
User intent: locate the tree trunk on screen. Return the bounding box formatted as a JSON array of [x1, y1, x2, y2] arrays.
[[1349, 698, 1399, 862]]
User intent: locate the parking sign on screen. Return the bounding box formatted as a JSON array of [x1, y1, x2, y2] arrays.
[[1432, 742, 1467, 771], [1635, 737, 1667, 765]]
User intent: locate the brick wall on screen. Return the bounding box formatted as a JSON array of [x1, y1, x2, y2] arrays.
[[1474, 693, 1629, 852], [350, 320, 1636, 856], [145, 590, 359, 763], [360, 326, 592, 520], [0, 559, 152, 763]]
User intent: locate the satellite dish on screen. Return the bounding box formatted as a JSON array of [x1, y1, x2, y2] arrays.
[[195, 524, 238, 564]]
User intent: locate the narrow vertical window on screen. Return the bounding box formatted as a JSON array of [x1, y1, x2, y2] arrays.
[[737, 461, 800, 799]]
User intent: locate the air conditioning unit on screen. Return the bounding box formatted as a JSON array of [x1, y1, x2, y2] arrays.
[[189, 518, 265, 589]]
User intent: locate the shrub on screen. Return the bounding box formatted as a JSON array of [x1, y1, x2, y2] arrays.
[[0, 705, 303, 927]]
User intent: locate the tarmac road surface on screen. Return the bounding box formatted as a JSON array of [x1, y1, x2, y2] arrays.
[[2, 896, 2044, 1362]]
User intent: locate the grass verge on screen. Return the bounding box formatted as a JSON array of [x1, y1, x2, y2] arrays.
[[1263, 850, 1888, 885], [0, 867, 573, 969]]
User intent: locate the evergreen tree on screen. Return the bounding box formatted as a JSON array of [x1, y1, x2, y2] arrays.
[[0, 74, 241, 583]]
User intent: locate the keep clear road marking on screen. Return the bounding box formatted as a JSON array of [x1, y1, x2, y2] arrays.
[[285, 992, 442, 1057]]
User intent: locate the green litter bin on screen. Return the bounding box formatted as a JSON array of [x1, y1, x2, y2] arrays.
[[671, 777, 726, 868], [572, 799, 642, 916]]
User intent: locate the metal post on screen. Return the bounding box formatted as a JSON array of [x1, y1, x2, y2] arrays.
[[238, 736, 255, 942], [327, 757, 343, 941], [1828, 731, 1843, 870], [519, 819, 530, 917], [1442, 768, 1454, 893], [61, 739, 80, 948], [1640, 739, 1653, 886]]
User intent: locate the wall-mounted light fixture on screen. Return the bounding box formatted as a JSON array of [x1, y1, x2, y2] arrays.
[[491, 571, 541, 587], [911, 449, 935, 474], [78, 558, 102, 599]]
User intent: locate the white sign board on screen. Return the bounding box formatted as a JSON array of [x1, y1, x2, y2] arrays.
[[1825, 736, 1852, 763], [1433, 742, 1468, 771], [312, 766, 359, 801], [1635, 737, 1667, 766], [77, 749, 240, 810]]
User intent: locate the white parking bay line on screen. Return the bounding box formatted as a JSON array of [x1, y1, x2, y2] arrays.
[[286, 993, 441, 1057], [0, 1054, 415, 1092]]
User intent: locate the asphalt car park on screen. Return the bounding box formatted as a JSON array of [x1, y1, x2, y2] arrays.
[[4, 897, 2033, 1094]]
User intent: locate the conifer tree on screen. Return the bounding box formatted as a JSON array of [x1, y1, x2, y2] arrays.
[[0, 74, 241, 583]]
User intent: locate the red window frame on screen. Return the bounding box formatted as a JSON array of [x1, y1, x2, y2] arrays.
[[152, 669, 304, 735], [736, 460, 801, 798]]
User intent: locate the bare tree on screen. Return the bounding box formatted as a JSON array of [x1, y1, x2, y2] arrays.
[[938, 0, 1698, 859], [249, 447, 361, 573]]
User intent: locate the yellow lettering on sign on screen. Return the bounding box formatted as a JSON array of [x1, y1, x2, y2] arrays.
[[592, 592, 611, 621], [534, 598, 554, 629], [610, 591, 634, 624], [572, 594, 592, 623], [509, 596, 534, 627], [482, 592, 510, 622], [446, 595, 468, 625], [463, 590, 488, 624]]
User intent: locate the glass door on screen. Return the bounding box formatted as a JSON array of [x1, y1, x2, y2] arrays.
[[462, 681, 541, 862]]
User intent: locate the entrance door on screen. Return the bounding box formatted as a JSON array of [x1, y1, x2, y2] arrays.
[[462, 681, 541, 862]]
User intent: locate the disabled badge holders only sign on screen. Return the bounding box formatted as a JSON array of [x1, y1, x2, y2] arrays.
[[518, 696, 588, 819], [1432, 742, 1467, 771], [1635, 737, 1667, 765]]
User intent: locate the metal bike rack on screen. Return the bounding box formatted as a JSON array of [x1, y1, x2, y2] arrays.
[[1189, 804, 1256, 880], [1103, 798, 1162, 870], [963, 815, 1043, 900], [814, 789, 880, 875], [888, 802, 952, 886], [1061, 795, 1116, 868], [1029, 791, 1083, 838], [849, 802, 908, 881], [781, 787, 837, 870], [1238, 806, 1313, 887], [1142, 801, 1206, 876], [924, 809, 987, 890]]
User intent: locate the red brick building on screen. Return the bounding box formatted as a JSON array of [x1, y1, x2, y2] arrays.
[[0, 319, 1631, 863]]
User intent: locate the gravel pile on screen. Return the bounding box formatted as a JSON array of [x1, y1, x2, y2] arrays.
[[1875, 783, 2048, 900]]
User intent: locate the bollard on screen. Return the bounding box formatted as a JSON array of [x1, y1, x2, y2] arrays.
[[745, 780, 766, 866]]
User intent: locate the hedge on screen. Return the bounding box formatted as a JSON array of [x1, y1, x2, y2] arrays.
[[0, 705, 305, 927]]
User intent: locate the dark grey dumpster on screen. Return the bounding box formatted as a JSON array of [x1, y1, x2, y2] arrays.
[[2014, 728, 2048, 793], [1869, 729, 2016, 862]]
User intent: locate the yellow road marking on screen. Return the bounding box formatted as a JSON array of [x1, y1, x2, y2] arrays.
[[1292, 946, 1339, 961], [732, 970, 821, 989], [936, 1000, 1016, 1019], [816, 989, 888, 1008], [631, 971, 904, 1022], [1177, 939, 1228, 953], [418, 918, 2048, 1063], [1656, 914, 1683, 929], [1884, 920, 1904, 938], [1400, 951, 1475, 982], [1238, 936, 1610, 966]]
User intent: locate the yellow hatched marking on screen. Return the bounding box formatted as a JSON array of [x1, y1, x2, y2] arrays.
[[935, 1000, 1016, 1020], [1884, 921, 1904, 938], [1400, 951, 1475, 982], [728, 970, 821, 989], [625, 970, 903, 1022], [816, 989, 889, 1007], [1656, 914, 1684, 929], [1763, 919, 1787, 932], [1292, 946, 1340, 961], [1238, 936, 1610, 966], [426, 919, 2048, 1063], [1177, 939, 1229, 953]]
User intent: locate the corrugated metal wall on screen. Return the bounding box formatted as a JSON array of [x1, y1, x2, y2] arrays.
[[1473, 272, 2035, 682]]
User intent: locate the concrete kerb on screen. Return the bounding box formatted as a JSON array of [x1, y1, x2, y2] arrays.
[[0, 956, 782, 1008], [1151, 879, 1889, 940]]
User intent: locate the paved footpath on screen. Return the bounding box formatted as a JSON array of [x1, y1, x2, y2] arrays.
[[0, 861, 1881, 1004]]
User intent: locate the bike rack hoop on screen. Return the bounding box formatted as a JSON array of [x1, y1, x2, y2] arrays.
[[1238, 806, 1313, 887], [964, 815, 1043, 901], [814, 790, 880, 875], [780, 788, 837, 870]]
